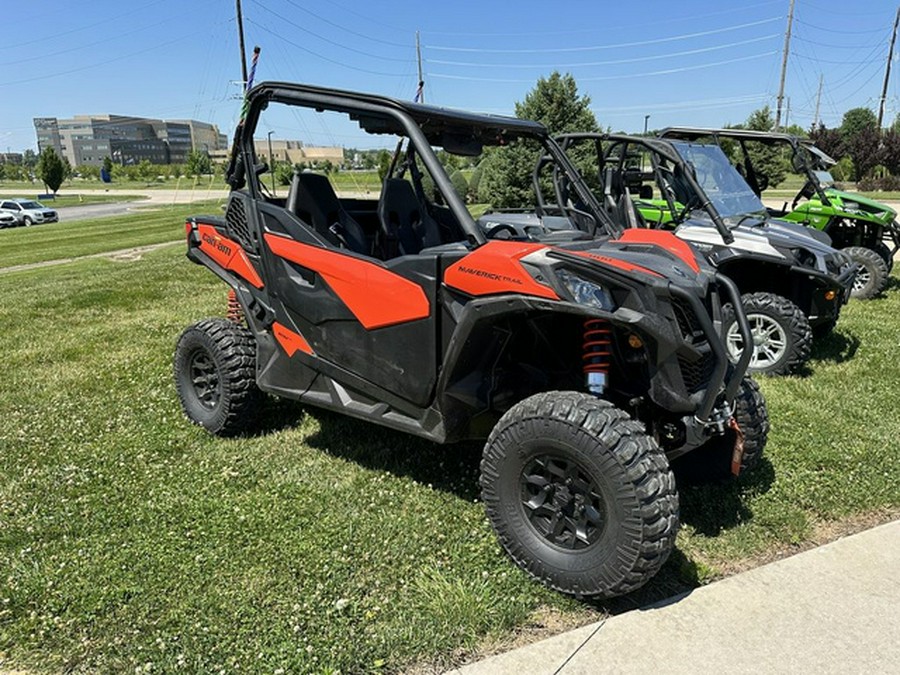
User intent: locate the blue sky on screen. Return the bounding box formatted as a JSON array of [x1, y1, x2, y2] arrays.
[[1, 0, 898, 153]]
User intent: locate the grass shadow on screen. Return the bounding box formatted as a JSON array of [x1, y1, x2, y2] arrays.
[[882, 275, 900, 293], [810, 328, 860, 364], [302, 407, 483, 501], [676, 457, 775, 535]]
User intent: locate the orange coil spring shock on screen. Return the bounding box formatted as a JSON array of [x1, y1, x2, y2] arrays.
[[226, 289, 245, 324], [583, 318, 612, 395]]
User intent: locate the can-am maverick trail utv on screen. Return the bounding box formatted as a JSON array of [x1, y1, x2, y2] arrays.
[[481, 133, 854, 376], [659, 127, 898, 299], [174, 81, 766, 599]]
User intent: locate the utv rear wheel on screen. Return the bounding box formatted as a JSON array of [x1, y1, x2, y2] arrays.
[[481, 391, 679, 598], [723, 292, 812, 376], [174, 318, 262, 436], [844, 246, 889, 299], [671, 377, 769, 484]]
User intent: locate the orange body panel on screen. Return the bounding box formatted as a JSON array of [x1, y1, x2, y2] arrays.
[[272, 322, 315, 357], [444, 241, 559, 300], [263, 233, 431, 329], [194, 223, 265, 289], [614, 229, 701, 274]]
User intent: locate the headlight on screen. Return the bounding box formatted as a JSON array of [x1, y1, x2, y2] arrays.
[[842, 201, 861, 212], [557, 270, 616, 310]]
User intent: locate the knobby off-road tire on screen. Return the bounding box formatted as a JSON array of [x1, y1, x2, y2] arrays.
[[872, 241, 894, 273], [844, 246, 889, 299], [723, 292, 812, 376], [671, 377, 770, 484], [174, 318, 262, 436], [480, 391, 679, 598]]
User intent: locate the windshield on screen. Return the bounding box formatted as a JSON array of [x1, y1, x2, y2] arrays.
[[668, 141, 766, 219], [813, 170, 834, 188], [18, 201, 43, 209]]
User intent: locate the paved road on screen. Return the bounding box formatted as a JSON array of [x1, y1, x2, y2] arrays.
[[55, 201, 150, 222]]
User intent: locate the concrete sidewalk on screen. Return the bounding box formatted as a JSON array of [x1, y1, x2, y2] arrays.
[[451, 520, 900, 675]]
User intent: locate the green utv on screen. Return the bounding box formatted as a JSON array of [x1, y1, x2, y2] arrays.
[[659, 127, 899, 299]]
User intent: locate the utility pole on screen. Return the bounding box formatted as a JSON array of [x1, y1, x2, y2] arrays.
[[785, 96, 791, 128], [415, 31, 424, 103], [236, 0, 249, 87], [775, 0, 796, 131], [878, 6, 900, 129], [813, 73, 824, 128]]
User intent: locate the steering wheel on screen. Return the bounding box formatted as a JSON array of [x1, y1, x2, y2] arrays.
[[483, 222, 520, 239]]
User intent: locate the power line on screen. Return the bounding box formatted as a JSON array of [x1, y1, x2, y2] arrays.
[[279, 0, 411, 47], [793, 34, 890, 50], [250, 0, 413, 63], [0, 0, 171, 51], [795, 18, 891, 35], [426, 34, 779, 69], [246, 18, 413, 77], [430, 51, 778, 83], [425, 17, 783, 53], [0, 19, 233, 87], [423, 1, 783, 37]]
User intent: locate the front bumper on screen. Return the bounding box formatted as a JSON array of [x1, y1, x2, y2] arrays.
[[792, 264, 855, 328]]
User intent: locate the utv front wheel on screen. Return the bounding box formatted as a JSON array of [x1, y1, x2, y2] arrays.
[[481, 391, 679, 598], [174, 318, 262, 436], [873, 241, 893, 273], [844, 246, 889, 299], [723, 292, 812, 376], [671, 377, 770, 484]]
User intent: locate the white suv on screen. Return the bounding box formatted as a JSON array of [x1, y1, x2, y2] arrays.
[[0, 198, 58, 225]]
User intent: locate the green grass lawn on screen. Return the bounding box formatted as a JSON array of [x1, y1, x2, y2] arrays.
[[0, 235, 898, 672], [0, 201, 224, 269]]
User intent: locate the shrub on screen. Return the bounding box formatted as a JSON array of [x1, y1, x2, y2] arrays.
[[449, 170, 468, 202]]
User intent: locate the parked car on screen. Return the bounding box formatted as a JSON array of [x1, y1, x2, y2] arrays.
[[0, 198, 58, 225], [0, 211, 19, 228]]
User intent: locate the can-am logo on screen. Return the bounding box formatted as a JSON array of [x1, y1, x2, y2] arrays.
[[202, 232, 232, 256], [457, 266, 523, 285]]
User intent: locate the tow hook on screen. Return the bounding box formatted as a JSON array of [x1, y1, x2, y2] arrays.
[[698, 402, 734, 436]]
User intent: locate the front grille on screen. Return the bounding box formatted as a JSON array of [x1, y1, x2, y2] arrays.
[[678, 352, 716, 393], [672, 297, 703, 342], [672, 296, 715, 393], [225, 197, 254, 252]]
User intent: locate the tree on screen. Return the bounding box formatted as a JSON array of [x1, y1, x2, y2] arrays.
[[839, 108, 880, 180], [845, 126, 881, 180], [736, 106, 789, 187], [37, 147, 66, 193], [22, 149, 37, 169], [376, 149, 391, 182], [184, 149, 212, 176], [468, 163, 484, 203], [809, 123, 843, 161], [479, 72, 599, 208], [840, 107, 878, 141], [449, 169, 468, 202], [880, 128, 900, 176], [514, 72, 599, 134]]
